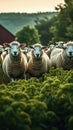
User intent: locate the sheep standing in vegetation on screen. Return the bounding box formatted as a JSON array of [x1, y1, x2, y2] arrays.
[[27, 43, 51, 79], [2, 41, 28, 81], [51, 41, 73, 70]]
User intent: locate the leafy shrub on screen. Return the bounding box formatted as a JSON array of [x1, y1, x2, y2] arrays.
[[68, 116, 73, 130], [0, 66, 10, 84], [0, 68, 73, 130]]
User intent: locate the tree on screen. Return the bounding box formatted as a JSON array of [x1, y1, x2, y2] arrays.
[[16, 25, 40, 45], [35, 17, 56, 45], [52, 0, 73, 41]]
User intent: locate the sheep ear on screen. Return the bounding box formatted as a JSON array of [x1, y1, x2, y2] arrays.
[[3, 43, 9, 48], [55, 42, 58, 45], [62, 44, 66, 49], [20, 43, 26, 48], [42, 46, 48, 50], [28, 46, 34, 49]]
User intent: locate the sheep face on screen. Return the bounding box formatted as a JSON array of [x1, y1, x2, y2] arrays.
[[56, 41, 64, 48], [33, 46, 42, 59], [58, 41, 63, 48], [23, 47, 28, 53], [9, 44, 20, 57], [50, 44, 55, 50], [65, 44, 73, 58]]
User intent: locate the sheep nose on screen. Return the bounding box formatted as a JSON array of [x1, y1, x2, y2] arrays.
[[36, 54, 40, 58], [69, 51, 72, 56], [14, 51, 17, 55]]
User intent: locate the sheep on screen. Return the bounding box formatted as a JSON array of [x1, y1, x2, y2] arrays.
[[2, 41, 28, 81], [50, 41, 73, 70], [45, 44, 55, 58], [19, 43, 28, 54], [1, 47, 9, 60], [50, 47, 63, 59], [3, 42, 9, 49], [1, 43, 10, 60], [56, 41, 64, 48], [27, 43, 51, 79], [0, 45, 4, 64]]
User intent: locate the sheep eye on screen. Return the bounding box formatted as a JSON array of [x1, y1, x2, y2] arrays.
[[34, 48, 36, 51], [39, 48, 41, 51], [9, 46, 11, 48]]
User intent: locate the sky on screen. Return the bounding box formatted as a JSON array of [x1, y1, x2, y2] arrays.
[[0, 0, 65, 13]]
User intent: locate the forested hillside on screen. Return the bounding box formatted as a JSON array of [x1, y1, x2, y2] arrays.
[[0, 12, 56, 34]]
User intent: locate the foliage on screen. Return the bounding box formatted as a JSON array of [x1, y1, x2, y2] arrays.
[[16, 25, 40, 45], [51, 0, 73, 42], [1, 2, 73, 45], [0, 66, 10, 84], [1, 4, 73, 129], [35, 16, 57, 45], [0, 12, 56, 34], [34, 0, 73, 44], [0, 68, 73, 129], [68, 116, 73, 130]]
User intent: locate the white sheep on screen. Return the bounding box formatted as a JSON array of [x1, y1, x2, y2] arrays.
[[1, 43, 10, 60], [50, 41, 73, 70], [1, 47, 9, 60], [27, 43, 51, 79], [0, 45, 4, 64], [56, 41, 64, 48], [45, 44, 55, 58], [50, 47, 63, 59], [2, 41, 28, 81]]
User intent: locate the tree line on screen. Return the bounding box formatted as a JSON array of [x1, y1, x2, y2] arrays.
[[16, 0, 73, 46]]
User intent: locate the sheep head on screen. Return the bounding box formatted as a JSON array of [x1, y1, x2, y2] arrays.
[[8, 41, 23, 57], [29, 43, 47, 59], [63, 41, 73, 58]]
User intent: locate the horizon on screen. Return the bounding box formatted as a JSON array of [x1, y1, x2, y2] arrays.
[[0, 11, 56, 14]]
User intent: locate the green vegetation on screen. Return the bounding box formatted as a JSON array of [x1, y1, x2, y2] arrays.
[[0, 67, 73, 130], [1, 0, 73, 45], [0, 12, 56, 35], [35, 16, 57, 45], [34, 0, 73, 44], [0, 66, 10, 84], [16, 25, 40, 45], [0, 1, 73, 128]]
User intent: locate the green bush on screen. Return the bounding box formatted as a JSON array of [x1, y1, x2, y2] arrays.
[[68, 116, 73, 130], [0, 68, 73, 130], [0, 66, 10, 84]]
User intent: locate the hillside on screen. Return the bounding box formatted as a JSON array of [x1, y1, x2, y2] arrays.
[[0, 12, 56, 35]]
